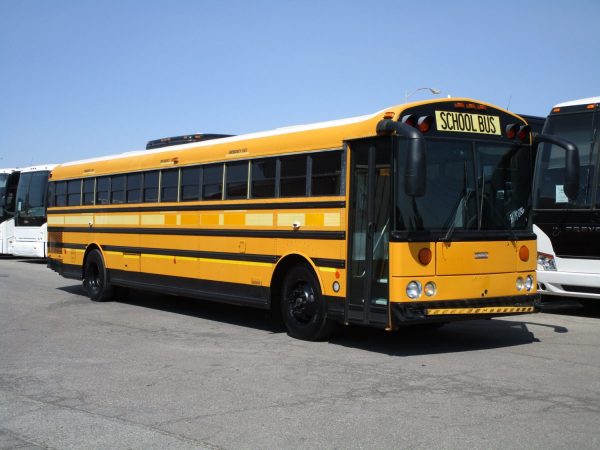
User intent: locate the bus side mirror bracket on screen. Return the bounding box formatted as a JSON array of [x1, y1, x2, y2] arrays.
[[377, 119, 426, 197], [534, 133, 580, 201]]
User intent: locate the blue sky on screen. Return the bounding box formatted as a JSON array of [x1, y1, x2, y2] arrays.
[[1, 0, 599, 168]]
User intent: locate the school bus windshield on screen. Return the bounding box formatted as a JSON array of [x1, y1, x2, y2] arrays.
[[395, 138, 533, 236]]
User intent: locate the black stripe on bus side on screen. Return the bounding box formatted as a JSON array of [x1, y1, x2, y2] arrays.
[[311, 258, 346, 269], [47, 226, 346, 240], [103, 245, 279, 264], [47, 242, 346, 269], [389, 230, 537, 242], [108, 269, 270, 309], [48, 242, 87, 250], [48, 200, 346, 215]]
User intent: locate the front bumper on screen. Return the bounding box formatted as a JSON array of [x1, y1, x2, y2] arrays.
[[537, 270, 600, 300], [391, 295, 539, 327], [12, 241, 46, 258]]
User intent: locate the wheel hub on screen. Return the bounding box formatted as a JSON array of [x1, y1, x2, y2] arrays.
[[289, 282, 316, 323]]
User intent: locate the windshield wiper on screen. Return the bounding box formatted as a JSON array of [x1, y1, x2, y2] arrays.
[[441, 188, 474, 242], [441, 161, 471, 242]]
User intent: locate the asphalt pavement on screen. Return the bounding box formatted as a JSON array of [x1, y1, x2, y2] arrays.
[[1, 257, 599, 449]]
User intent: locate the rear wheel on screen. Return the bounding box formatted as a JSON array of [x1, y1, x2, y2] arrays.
[[83, 249, 114, 302], [280, 264, 335, 340]]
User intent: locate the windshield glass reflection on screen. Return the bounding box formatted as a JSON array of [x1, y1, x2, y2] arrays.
[[396, 139, 532, 236]]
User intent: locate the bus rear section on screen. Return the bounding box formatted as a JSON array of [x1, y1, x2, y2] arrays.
[[533, 97, 600, 300], [13, 165, 57, 258], [0, 169, 20, 254]]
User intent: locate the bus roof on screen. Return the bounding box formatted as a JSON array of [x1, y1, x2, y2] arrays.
[[60, 110, 383, 168], [554, 96, 600, 108], [0, 168, 18, 174], [52, 98, 526, 180], [18, 164, 58, 173]]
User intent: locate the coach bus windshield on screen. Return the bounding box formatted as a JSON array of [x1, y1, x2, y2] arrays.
[[395, 139, 532, 237], [15, 171, 50, 227], [0, 173, 10, 221], [533, 112, 596, 210]]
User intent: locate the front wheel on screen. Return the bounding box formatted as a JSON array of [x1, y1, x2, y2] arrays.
[[280, 264, 335, 341], [83, 249, 114, 302]]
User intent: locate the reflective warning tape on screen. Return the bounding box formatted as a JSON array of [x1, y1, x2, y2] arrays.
[[425, 306, 535, 316]]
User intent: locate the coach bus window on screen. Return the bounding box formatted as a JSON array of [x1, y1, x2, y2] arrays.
[[180, 166, 200, 201], [280, 155, 307, 197], [534, 112, 595, 209], [82, 178, 95, 205], [67, 179, 82, 206], [110, 175, 125, 204], [143, 171, 159, 202], [96, 177, 110, 205], [16, 171, 50, 225], [251, 158, 276, 198], [126, 173, 142, 203], [160, 169, 179, 203], [311, 151, 342, 196], [203, 164, 223, 200], [55, 181, 67, 207], [226, 161, 248, 199]]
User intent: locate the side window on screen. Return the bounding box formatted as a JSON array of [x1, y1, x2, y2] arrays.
[[126, 173, 142, 203], [160, 169, 179, 202], [55, 181, 67, 207], [67, 179, 82, 206], [226, 161, 248, 199], [311, 151, 342, 196], [143, 171, 159, 202], [111, 175, 125, 204], [96, 177, 110, 205], [82, 178, 95, 205], [47, 182, 56, 207], [251, 159, 276, 198], [202, 164, 223, 200], [280, 155, 307, 197], [181, 166, 201, 201]]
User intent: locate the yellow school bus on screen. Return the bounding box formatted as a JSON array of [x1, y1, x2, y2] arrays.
[[47, 98, 569, 340]]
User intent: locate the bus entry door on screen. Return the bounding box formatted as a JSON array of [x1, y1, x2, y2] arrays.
[[346, 137, 391, 328]]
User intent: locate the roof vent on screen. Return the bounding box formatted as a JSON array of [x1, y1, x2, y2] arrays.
[[146, 134, 234, 150]]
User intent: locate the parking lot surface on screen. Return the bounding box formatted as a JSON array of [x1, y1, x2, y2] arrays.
[[1, 257, 599, 449]]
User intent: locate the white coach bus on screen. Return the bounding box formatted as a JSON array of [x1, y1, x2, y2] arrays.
[[533, 96, 600, 300], [0, 168, 20, 254], [13, 164, 57, 258]]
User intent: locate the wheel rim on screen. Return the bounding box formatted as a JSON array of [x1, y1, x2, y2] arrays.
[[86, 262, 102, 294], [286, 279, 317, 325]]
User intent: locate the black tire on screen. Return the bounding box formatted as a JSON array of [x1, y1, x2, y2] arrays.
[[83, 249, 114, 302], [280, 264, 336, 341]]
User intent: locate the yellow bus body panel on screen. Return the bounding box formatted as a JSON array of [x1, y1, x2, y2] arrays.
[[389, 240, 536, 303]]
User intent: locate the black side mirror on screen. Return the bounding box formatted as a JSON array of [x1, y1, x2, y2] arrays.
[[377, 119, 426, 197], [404, 136, 426, 197], [534, 133, 580, 201]]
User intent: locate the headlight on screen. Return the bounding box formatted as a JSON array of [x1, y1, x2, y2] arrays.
[[537, 252, 556, 271], [525, 275, 534, 291], [406, 281, 422, 299], [516, 277, 524, 291], [424, 282, 437, 297]]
